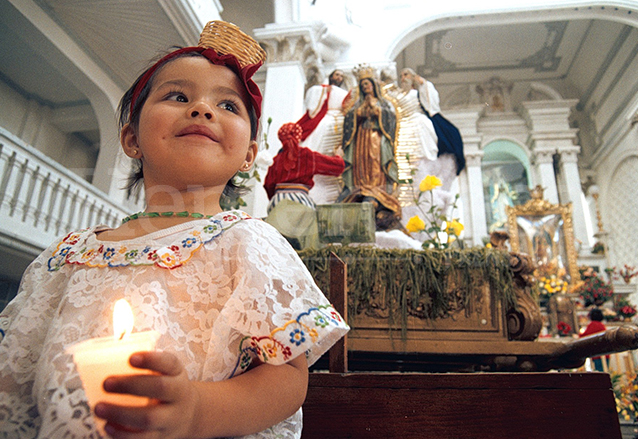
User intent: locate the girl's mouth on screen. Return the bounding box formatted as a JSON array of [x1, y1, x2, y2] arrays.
[[177, 125, 218, 142]]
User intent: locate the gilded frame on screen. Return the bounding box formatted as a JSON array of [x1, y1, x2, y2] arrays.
[[506, 186, 579, 283]]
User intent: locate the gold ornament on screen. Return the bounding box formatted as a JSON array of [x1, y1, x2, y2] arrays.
[[353, 63, 376, 81]]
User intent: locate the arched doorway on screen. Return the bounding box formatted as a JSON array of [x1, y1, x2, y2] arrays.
[[481, 140, 532, 233]]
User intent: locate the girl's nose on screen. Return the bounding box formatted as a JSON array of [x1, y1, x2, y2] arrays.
[[189, 102, 214, 120]]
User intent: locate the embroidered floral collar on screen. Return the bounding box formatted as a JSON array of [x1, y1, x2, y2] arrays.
[[47, 210, 251, 271]]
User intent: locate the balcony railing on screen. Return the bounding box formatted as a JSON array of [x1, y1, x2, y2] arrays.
[[0, 127, 128, 254]]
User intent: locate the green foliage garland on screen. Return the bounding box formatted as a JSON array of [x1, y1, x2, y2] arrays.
[[298, 246, 517, 336]]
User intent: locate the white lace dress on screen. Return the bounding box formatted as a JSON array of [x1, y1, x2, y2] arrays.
[[0, 210, 349, 438]]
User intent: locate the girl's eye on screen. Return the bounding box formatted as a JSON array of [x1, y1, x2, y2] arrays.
[[166, 92, 188, 102], [219, 101, 239, 113]]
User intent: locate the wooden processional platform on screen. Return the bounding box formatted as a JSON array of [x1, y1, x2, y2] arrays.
[[300, 254, 623, 438]]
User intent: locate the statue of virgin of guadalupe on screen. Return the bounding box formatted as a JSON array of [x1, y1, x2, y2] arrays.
[[337, 64, 403, 231]]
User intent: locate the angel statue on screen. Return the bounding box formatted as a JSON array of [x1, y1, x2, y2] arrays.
[[394, 68, 464, 231]]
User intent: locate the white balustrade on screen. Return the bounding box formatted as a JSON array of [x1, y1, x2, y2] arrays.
[[0, 127, 128, 252]]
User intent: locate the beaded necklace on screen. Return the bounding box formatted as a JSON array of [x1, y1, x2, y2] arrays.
[[121, 211, 214, 224]]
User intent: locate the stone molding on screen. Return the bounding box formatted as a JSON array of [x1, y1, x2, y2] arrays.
[[255, 21, 350, 82]]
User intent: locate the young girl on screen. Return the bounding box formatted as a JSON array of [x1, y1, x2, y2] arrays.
[[0, 21, 349, 439]]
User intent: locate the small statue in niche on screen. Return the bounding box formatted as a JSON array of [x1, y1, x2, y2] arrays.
[[484, 166, 518, 233], [476, 77, 513, 113]]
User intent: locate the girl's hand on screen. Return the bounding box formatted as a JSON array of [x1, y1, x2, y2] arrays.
[[94, 351, 200, 439]]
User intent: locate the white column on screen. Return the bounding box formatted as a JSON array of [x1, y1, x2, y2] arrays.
[[261, 62, 307, 143], [521, 100, 578, 206], [463, 152, 487, 246], [245, 61, 306, 217], [274, 0, 296, 23], [92, 97, 131, 207], [250, 22, 330, 217], [446, 107, 486, 246], [530, 145, 559, 204], [255, 22, 330, 157], [557, 145, 590, 251]]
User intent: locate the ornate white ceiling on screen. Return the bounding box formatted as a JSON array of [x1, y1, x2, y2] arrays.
[[1, 0, 636, 164]]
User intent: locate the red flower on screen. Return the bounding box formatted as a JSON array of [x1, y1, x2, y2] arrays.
[[557, 321, 572, 335]]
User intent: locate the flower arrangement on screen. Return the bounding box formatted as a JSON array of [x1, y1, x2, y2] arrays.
[[619, 264, 638, 284], [600, 306, 618, 322], [592, 241, 606, 254], [612, 372, 638, 422], [577, 266, 614, 306], [556, 321, 572, 336], [537, 274, 568, 299], [605, 266, 619, 283], [616, 297, 637, 320], [404, 174, 464, 249], [618, 305, 637, 320]]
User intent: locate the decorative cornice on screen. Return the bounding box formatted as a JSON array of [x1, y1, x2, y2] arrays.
[[559, 150, 579, 164], [255, 23, 316, 63], [521, 99, 578, 112], [532, 149, 555, 164], [556, 145, 582, 165], [520, 99, 578, 132], [254, 21, 350, 82], [527, 130, 578, 141], [465, 153, 483, 168]]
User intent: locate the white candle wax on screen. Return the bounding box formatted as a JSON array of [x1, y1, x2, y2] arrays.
[[67, 330, 160, 435]]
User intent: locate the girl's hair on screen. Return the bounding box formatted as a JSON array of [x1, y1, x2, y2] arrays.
[[117, 50, 259, 199]]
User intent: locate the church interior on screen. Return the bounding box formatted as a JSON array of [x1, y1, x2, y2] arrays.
[[1, 0, 638, 437]]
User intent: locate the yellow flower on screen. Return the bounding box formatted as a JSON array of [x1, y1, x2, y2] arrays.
[[406, 215, 426, 233], [446, 219, 464, 236], [419, 175, 442, 192]]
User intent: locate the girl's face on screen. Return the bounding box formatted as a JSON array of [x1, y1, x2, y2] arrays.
[[121, 56, 257, 193]]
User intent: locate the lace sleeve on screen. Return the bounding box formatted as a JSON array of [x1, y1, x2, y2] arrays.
[[0, 249, 55, 438], [220, 220, 349, 375]]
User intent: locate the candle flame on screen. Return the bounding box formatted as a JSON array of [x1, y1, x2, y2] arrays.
[[113, 299, 134, 341]]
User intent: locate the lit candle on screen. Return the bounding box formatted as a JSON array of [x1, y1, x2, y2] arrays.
[[67, 299, 160, 435]]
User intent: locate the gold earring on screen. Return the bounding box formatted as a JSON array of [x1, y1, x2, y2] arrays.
[[132, 149, 138, 156], [241, 163, 251, 171]]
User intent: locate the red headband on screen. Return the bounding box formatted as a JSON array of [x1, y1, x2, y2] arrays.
[[129, 46, 264, 123]]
